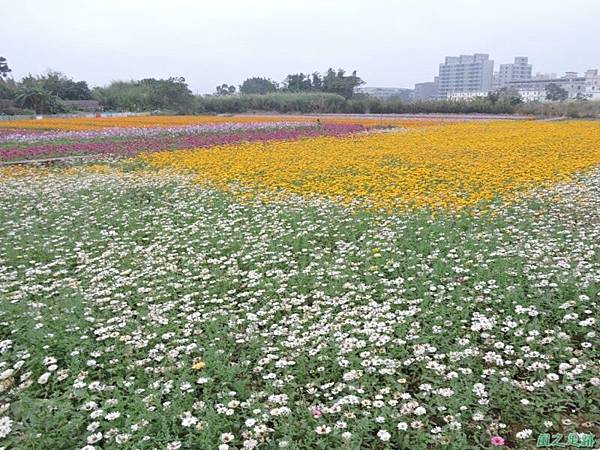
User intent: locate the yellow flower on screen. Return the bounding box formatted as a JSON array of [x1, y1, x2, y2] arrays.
[[192, 360, 206, 370], [141, 120, 600, 211]]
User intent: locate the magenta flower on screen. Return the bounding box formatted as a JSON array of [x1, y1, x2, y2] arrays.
[[490, 436, 505, 446], [311, 407, 322, 418], [0, 123, 365, 162]]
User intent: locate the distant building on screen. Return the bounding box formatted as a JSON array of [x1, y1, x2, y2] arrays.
[[63, 100, 101, 112], [495, 57, 532, 88], [437, 53, 494, 98], [533, 72, 558, 80], [355, 86, 414, 102], [447, 91, 488, 101], [414, 78, 439, 101], [516, 85, 547, 103], [506, 71, 595, 102], [583, 69, 600, 100]]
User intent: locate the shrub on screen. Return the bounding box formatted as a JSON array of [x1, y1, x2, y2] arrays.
[[0, 106, 36, 116], [198, 93, 348, 114]]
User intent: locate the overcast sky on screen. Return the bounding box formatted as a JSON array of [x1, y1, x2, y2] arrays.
[[4, 0, 599, 94]]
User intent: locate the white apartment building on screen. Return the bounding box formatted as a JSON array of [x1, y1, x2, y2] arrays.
[[447, 91, 488, 101], [437, 54, 494, 98], [413, 78, 439, 101], [355, 86, 414, 101], [583, 69, 600, 100], [495, 57, 532, 88], [506, 70, 600, 102]]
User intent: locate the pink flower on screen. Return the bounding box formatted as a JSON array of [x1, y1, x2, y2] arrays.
[[490, 436, 505, 446], [311, 408, 322, 418]]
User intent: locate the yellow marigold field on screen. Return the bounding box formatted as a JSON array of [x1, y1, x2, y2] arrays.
[[141, 120, 600, 210], [0, 114, 452, 130]]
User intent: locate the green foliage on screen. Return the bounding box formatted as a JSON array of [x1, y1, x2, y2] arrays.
[[0, 56, 11, 78], [0, 57, 16, 100], [239, 77, 278, 95], [516, 100, 600, 118], [283, 73, 314, 92], [198, 93, 518, 114], [14, 86, 67, 114], [197, 91, 600, 117], [199, 92, 347, 113], [20, 71, 93, 100], [0, 105, 36, 116], [487, 87, 523, 106], [321, 68, 364, 99], [281, 68, 364, 99], [220, 68, 364, 99], [215, 83, 237, 96], [545, 83, 569, 101], [93, 77, 194, 113], [0, 79, 16, 99]]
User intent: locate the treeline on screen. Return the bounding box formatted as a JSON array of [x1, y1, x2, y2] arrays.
[[216, 68, 365, 99], [0, 58, 95, 115], [0, 57, 196, 115], [93, 78, 194, 114], [1, 56, 599, 117], [198, 93, 521, 114]]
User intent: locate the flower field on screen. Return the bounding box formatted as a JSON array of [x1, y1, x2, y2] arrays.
[[0, 116, 599, 450], [0, 123, 364, 162]]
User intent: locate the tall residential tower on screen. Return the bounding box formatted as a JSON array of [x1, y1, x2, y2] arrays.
[[437, 53, 494, 98], [496, 57, 532, 87]]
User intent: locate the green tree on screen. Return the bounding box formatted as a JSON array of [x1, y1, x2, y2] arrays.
[[240, 77, 278, 95], [545, 83, 568, 101], [139, 77, 194, 112], [93, 77, 194, 113], [283, 73, 313, 92], [311, 72, 323, 90], [0, 81, 14, 99], [14, 86, 65, 113], [322, 68, 364, 99], [487, 90, 501, 104], [19, 71, 93, 100], [0, 57, 11, 79], [43, 72, 93, 100], [488, 87, 522, 106], [215, 84, 237, 96]]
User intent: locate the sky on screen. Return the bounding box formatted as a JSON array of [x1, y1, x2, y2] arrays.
[[3, 0, 599, 94]]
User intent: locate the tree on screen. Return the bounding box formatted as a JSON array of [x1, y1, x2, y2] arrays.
[[215, 84, 237, 96], [0, 57, 11, 79], [488, 87, 522, 106], [0, 57, 15, 99], [487, 90, 500, 104], [43, 72, 93, 100], [20, 71, 93, 100], [93, 77, 194, 113], [0, 80, 15, 99], [14, 86, 65, 113], [139, 77, 194, 112], [240, 77, 278, 95], [279, 68, 365, 98], [283, 73, 313, 92], [311, 72, 322, 91], [322, 68, 364, 99], [545, 83, 568, 101]]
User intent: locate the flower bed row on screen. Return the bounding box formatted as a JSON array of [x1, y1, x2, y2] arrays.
[[0, 123, 364, 162]]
